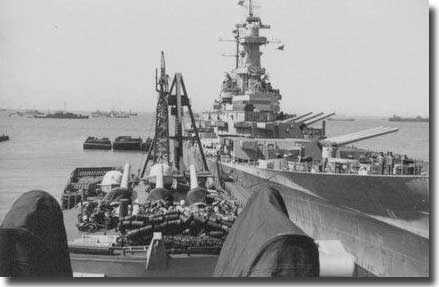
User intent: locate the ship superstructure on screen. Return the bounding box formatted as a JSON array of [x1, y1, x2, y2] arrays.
[[197, 0, 331, 139]]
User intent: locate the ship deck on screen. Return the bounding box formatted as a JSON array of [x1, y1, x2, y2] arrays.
[[209, 159, 429, 277]]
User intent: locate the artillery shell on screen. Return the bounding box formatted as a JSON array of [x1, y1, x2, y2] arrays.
[[126, 225, 153, 239]]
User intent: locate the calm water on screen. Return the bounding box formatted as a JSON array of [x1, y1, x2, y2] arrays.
[[0, 112, 429, 221]]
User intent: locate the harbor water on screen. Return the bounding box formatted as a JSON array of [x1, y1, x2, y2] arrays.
[[0, 111, 429, 221]]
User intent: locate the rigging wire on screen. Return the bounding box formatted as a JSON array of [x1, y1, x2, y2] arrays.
[[137, 100, 158, 174]]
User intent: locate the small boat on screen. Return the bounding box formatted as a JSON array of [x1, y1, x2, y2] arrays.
[[113, 136, 143, 151], [83, 137, 112, 150], [0, 134, 9, 142]]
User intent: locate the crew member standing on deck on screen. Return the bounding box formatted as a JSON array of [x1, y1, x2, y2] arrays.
[[386, 152, 394, 175], [377, 152, 385, 175]]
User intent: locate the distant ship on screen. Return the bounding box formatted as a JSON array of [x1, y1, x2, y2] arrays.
[[91, 110, 133, 118], [9, 109, 44, 118], [388, 115, 429, 122], [34, 111, 89, 119], [91, 110, 110, 118], [109, 111, 129, 118]]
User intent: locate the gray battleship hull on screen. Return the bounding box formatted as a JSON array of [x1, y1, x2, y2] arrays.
[[184, 150, 429, 277]]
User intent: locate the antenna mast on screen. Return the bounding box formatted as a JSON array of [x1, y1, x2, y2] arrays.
[[248, 0, 254, 17]]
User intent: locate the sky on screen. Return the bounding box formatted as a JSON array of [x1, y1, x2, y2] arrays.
[[0, 0, 429, 117]]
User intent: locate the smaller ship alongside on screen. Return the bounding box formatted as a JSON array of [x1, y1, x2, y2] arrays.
[[388, 115, 429, 122], [34, 111, 89, 119], [83, 137, 112, 150]]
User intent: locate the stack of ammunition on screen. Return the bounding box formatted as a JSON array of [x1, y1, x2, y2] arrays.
[[75, 190, 241, 248]]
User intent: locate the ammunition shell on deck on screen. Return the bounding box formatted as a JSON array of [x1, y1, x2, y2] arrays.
[[126, 225, 153, 239]]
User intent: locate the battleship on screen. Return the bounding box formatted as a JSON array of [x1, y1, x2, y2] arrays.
[[182, 0, 429, 277]]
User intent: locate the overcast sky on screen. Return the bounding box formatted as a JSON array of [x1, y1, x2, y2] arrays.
[[0, 0, 428, 116]]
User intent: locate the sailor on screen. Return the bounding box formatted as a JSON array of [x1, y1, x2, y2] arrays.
[[358, 166, 368, 175], [297, 146, 305, 163], [377, 152, 385, 175], [386, 152, 394, 175], [282, 154, 289, 170]]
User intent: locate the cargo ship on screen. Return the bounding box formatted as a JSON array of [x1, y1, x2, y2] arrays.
[[182, 0, 429, 277]]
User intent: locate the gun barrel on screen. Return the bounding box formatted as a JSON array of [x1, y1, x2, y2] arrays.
[[297, 112, 325, 124], [321, 127, 399, 146], [303, 113, 336, 126]]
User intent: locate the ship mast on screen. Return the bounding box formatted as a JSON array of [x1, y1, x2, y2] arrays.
[[235, 0, 270, 95], [248, 0, 254, 17]]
